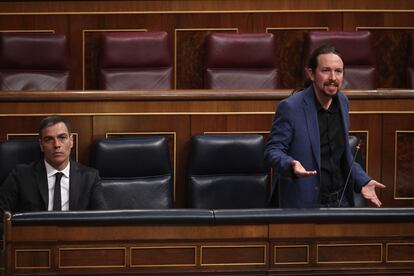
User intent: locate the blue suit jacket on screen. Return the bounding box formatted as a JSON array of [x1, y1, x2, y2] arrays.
[[264, 86, 371, 208]]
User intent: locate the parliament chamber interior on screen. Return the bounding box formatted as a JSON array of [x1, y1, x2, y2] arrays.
[[1, 0, 414, 275]]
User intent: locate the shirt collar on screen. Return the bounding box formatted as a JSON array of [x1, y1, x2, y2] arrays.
[[44, 160, 70, 178]]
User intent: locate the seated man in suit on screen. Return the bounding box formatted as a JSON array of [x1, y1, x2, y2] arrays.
[[265, 45, 385, 208], [0, 115, 107, 236]]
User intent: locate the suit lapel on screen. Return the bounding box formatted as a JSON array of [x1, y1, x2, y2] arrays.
[[69, 160, 81, 210], [35, 161, 48, 209], [303, 87, 321, 169]]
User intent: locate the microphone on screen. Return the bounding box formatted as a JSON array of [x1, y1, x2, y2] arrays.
[[337, 139, 361, 207]]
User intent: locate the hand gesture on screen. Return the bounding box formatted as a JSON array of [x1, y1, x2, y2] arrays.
[[291, 160, 317, 178], [361, 180, 386, 207]]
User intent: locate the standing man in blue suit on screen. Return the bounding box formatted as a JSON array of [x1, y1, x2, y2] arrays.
[[265, 45, 385, 208]]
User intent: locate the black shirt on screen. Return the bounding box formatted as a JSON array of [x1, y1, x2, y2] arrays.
[[315, 94, 346, 204]]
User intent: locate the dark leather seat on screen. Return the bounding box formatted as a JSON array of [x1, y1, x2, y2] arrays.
[[99, 32, 173, 90], [91, 137, 173, 209], [407, 31, 414, 88], [187, 134, 269, 209], [0, 139, 41, 244], [0, 139, 42, 185], [0, 33, 69, 91], [204, 33, 280, 89], [302, 31, 376, 89]]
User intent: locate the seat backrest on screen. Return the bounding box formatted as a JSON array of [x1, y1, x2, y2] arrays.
[[0, 139, 42, 184], [204, 33, 279, 89], [99, 32, 173, 90], [0, 33, 69, 91], [407, 31, 414, 88], [91, 136, 173, 209], [187, 134, 269, 209], [348, 135, 368, 207], [302, 31, 376, 89]]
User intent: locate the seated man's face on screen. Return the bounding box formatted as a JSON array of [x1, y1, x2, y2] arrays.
[[39, 122, 73, 171]]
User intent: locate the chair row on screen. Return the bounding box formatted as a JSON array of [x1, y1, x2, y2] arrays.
[[0, 135, 268, 209], [0, 134, 366, 209], [2, 31, 414, 91]]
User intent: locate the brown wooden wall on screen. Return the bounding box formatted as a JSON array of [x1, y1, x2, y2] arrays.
[[1, 0, 414, 90]]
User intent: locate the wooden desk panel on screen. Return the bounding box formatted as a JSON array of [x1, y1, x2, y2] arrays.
[[4, 210, 414, 275]]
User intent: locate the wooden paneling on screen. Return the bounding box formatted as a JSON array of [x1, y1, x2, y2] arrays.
[[15, 249, 50, 269], [387, 243, 414, 263], [395, 131, 414, 198], [382, 114, 414, 207], [130, 246, 197, 267], [317, 243, 383, 264], [59, 247, 126, 268], [200, 244, 267, 266], [273, 245, 309, 265], [5, 216, 414, 275]]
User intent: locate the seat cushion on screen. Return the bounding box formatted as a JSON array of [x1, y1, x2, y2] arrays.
[[205, 69, 279, 90]]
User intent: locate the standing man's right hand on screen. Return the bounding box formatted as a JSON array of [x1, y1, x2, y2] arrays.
[[291, 160, 317, 177]]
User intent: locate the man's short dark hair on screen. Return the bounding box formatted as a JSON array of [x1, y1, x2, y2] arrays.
[[38, 115, 71, 137]]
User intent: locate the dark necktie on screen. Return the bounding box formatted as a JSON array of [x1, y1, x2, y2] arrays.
[[53, 172, 63, 211]]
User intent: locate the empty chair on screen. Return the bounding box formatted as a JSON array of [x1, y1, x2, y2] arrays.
[[407, 31, 414, 88], [91, 137, 173, 209], [187, 134, 269, 209], [98, 32, 173, 90], [0, 33, 69, 91], [204, 32, 280, 89], [302, 31, 377, 89], [0, 139, 42, 184]]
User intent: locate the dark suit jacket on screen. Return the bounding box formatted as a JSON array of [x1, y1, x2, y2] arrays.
[[264, 86, 371, 208], [0, 159, 107, 231]]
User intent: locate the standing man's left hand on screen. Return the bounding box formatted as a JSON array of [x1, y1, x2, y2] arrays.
[[361, 180, 386, 207]]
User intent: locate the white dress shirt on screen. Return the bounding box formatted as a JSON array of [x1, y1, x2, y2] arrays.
[[45, 161, 70, 211]]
